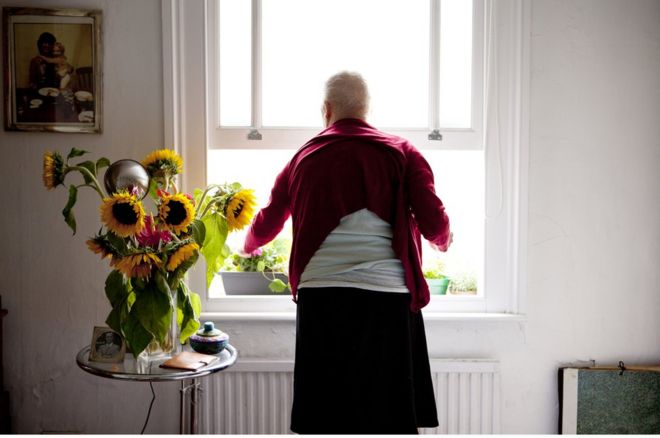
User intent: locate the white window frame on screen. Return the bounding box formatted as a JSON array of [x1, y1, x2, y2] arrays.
[[207, 0, 484, 151], [162, 0, 530, 317]]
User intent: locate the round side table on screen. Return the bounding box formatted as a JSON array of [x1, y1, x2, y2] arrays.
[[76, 344, 237, 434]]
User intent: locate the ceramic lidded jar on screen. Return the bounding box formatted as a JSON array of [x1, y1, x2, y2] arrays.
[[189, 322, 229, 354]]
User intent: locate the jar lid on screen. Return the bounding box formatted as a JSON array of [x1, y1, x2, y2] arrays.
[[193, 321, 228, 339]]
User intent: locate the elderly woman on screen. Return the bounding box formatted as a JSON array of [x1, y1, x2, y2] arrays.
[[243, 71, 452, 434]]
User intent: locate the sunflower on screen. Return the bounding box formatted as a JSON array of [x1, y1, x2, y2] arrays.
[[113, 252, 162, 279], [159, 193, 195, 234], [141, 149, 183, 178], [42, 151, 65, 190], [166, 242, 200, 271], [86, 235, 115, 260], [100, 192, 146, 237], [226, 189, 257, 231]]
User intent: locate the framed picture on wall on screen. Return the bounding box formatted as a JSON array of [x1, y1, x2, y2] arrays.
[[2, 7, 102, 133]]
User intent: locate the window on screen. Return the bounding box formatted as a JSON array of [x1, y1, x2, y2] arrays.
[[207, 149, 484, 312], [163, 0, 529, 316], [208, 0, 483, 150]]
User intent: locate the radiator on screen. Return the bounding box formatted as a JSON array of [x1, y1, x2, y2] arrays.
[[422, 360, 501, 434], [200, 359, 500, 434]]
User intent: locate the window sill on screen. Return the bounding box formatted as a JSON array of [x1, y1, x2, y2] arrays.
[[201, 311, 296, 322], [422, 312, 526, 322], [201, 311, 526, 323]]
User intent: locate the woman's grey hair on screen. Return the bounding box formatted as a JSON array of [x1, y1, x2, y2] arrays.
[[324, 71, 370, 119]]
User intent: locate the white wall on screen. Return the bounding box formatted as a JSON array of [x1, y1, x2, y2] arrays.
[[0, 0, 658, 434], [0, 0, 179, 433]]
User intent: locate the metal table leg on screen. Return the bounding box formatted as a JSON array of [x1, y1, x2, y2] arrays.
[[180, 380, 186, 434], [180, 378, 203, 434], [190, 378, 200, 434]]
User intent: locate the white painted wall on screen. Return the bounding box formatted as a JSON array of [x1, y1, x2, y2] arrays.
[[0, 0, 179, 433], [0, 0, 658, 434]]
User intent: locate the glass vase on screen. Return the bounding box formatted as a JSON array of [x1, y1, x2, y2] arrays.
[[136, 291, 181, 373]]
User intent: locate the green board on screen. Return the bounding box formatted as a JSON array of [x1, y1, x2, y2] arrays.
[[560, 367, 660, 434]]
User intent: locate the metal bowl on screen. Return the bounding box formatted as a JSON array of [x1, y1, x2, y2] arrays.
[[103, 159, 150, 199]]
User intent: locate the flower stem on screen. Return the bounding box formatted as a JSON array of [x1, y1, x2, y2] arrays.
[[67, 165, 106, 198], [194, 185, 223, 218], [199, 198, 225, 220]]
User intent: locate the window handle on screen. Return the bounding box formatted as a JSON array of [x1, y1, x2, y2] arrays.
[[428, 129, 443, 141], [247, 129, 262, 140]]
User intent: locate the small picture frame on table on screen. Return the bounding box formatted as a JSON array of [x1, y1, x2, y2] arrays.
[[2, 7, 102, 133], [89, 326, 125, 363]]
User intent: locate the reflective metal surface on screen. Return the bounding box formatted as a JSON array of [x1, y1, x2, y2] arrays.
[[76, 343, 237, 382], [103, 159, 150, 199]]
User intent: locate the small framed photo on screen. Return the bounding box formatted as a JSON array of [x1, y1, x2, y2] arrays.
[[2, 7, 102, 133], [89, 326, 125, 363]]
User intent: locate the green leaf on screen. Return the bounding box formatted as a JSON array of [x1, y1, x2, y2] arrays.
[[189, 289, 202, 316], [147, 179, 159, 201], [105, 306, 122, 333], [176, 285, 185, 327], [105, 270, 131, 307], [153, 270, 172, 297], [67, 147, 88, 160], [96, 157, 110, 170], [268, 278, 289, 293], [190, 219, 206, 247], [123, 307, 154, 356], [168, 252, 198, 290], [62, 185, 78, 234], [177, 283, 201, 343], [181, 309, 201, 342], [105, 271, 134, 337], [132, 281, 173, 345], [106, 231, 129, 255], [200, 213, 229, 288], [76, 160, 97, 185], [256, 260, 266, 272], [127, 290, 136, 308]]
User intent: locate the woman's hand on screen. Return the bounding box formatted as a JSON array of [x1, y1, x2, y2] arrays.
[[430, 232, 453, 252], [237, 246, 263, 258]]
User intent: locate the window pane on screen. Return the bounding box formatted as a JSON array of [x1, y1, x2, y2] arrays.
[[207, 149, 483, 297], [422, 150, 484, 295], [207, 149, 293, 297], [219, 0, 252, 126], [439, 0, 473, 128], [261, 0, 429, 128], [208, 149, 291, 210]]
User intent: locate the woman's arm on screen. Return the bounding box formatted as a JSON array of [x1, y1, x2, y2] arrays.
[[38, 55, 67, 64], [404, 144, 451, 251]]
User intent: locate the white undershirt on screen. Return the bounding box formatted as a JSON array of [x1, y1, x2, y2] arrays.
[[299, 208, 409, 293]]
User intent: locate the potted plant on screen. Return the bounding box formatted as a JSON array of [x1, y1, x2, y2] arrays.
[[447, 272, 478, 295], [423, 260, 451, 295], [221, 238, 290, 295]]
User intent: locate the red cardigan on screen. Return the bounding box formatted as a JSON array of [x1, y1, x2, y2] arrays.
[[243, 118, 450, 311]]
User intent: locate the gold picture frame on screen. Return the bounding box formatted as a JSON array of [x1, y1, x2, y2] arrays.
[[2, 7, 102, 133], [89, 326, 125, 363]]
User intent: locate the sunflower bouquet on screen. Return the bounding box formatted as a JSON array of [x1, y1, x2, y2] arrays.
[[43, 147, 256, 356]]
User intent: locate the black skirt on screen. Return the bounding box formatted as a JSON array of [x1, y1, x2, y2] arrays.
[[290, 287, 438, 434]]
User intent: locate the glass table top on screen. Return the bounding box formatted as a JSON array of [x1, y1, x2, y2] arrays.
[[76, 344, 238, 382]]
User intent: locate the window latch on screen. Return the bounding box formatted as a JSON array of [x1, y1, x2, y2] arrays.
[[428, 129, 443, 141], [247, 129, 262, 140]]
